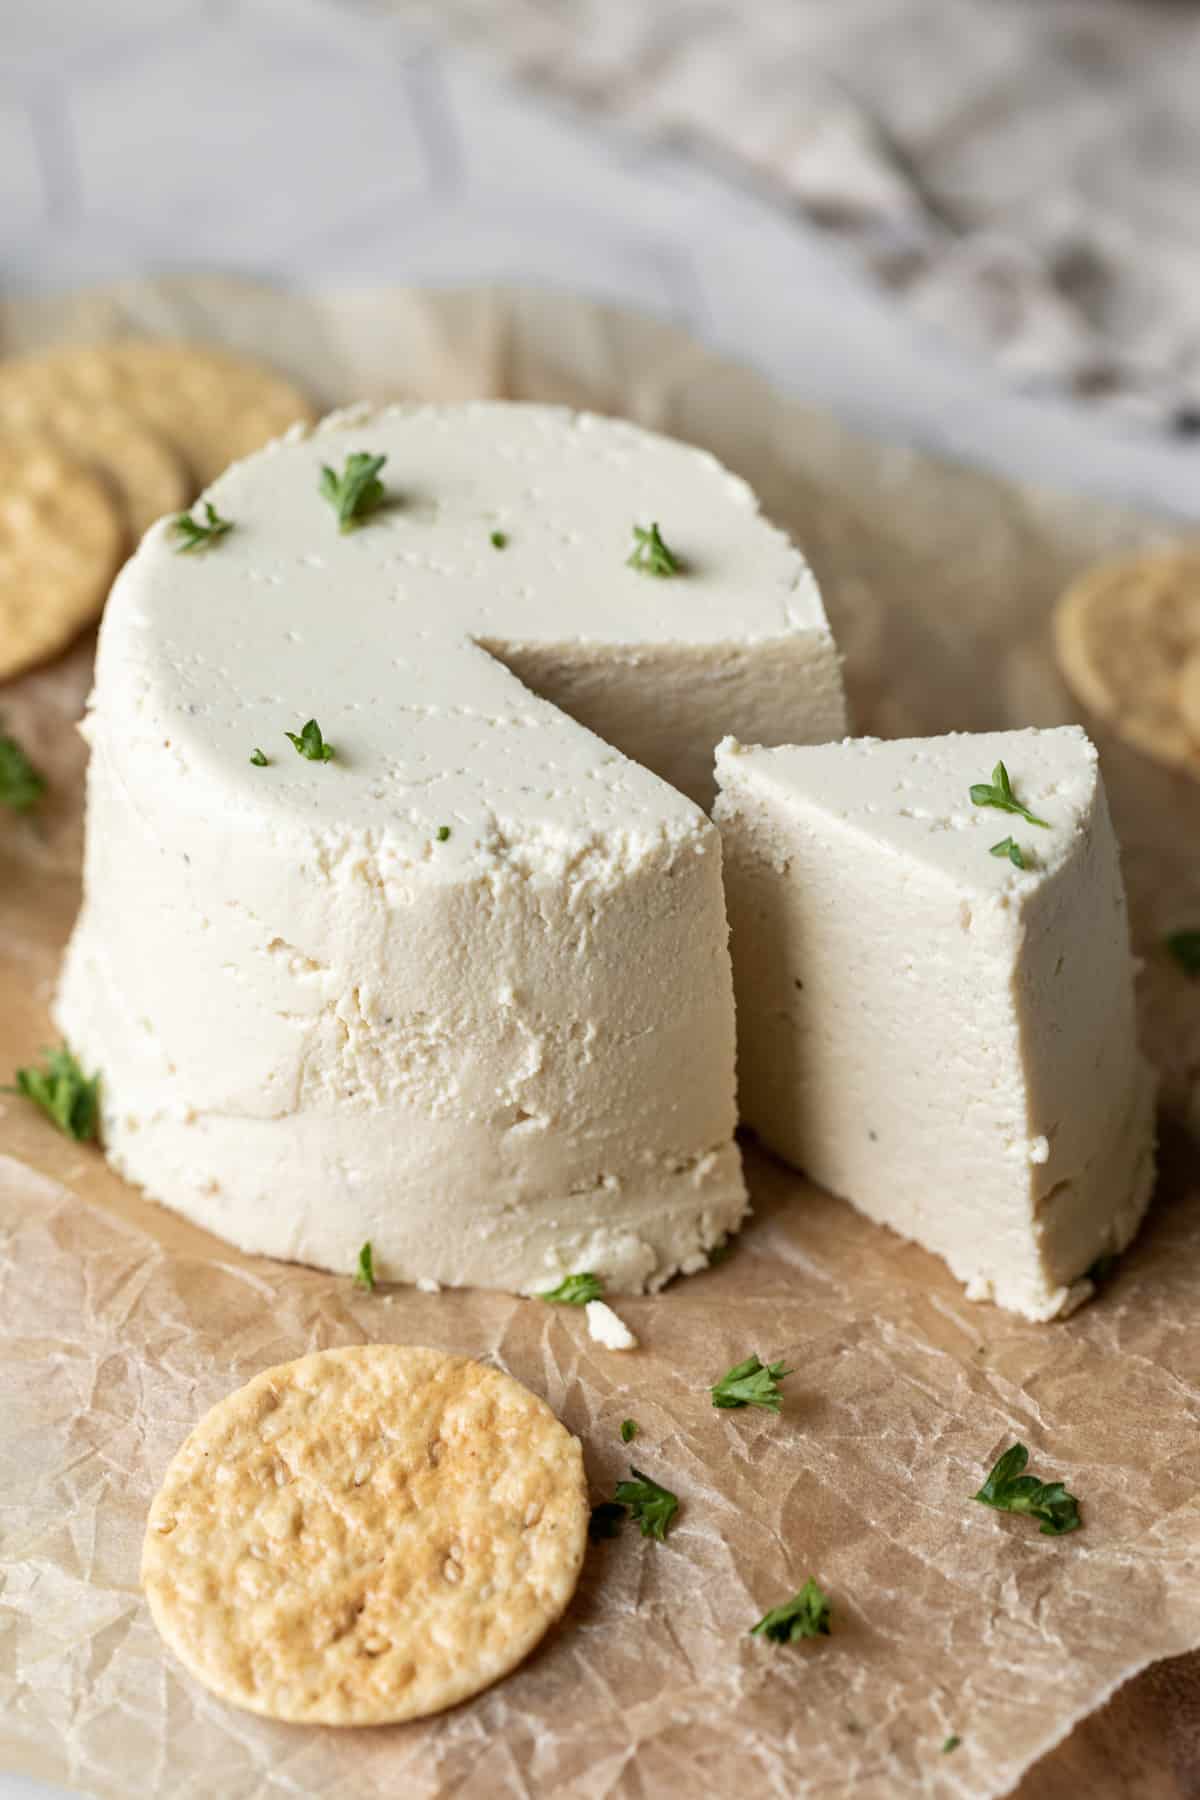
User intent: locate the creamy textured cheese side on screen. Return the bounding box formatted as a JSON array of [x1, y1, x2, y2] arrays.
[[714, 727, 1156, 1321], [56, 402, 845, 1292]]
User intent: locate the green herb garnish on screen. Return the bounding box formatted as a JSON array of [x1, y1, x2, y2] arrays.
[[588, 1502, 625, 1541], [627, 521, 681, 577], [972, 1442, 1081, 1535], [249, 748, 269, 767], [1165, 931, 1200, 976], [711, 1353, 793, 1413], [620, 1418, 638, 1444], [612, 1467, 680, 1541], [319, 452, 387, 532], [0, 727, 45, 812], [989, 836, 1026, 869], [285, 719, 334, 762], [172, 501, 233, 553], [10, 1046, 99, 1142], [490, 530, 508, 549], [942, 1735, 961, 1754], [750, 1578, 832, 1643], [436, 825, 451, 842], [539, 1271, 604, 1306], [354, 1240, 375, 1291], [969, 762, 1048, 829]]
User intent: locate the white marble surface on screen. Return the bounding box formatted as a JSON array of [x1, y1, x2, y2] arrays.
[[3, 0, 1199, 524], [1, 4, 1196, 1796], [403, 0, 1200, 431]]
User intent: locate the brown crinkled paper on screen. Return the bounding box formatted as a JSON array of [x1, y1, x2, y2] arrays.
[[1, 278, 1199, 1800]]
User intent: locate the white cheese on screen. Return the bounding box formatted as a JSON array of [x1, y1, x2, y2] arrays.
[[585, 1299, 638, 1350], [56, 402, 845, 1293], [714, 727, 1156, 1321]]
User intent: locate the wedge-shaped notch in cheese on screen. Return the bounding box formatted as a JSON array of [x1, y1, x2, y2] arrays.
[[714, 727, 1156, 1321], [56, 402, 846, 1294]]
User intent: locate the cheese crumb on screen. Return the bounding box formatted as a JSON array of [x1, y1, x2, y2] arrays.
[[415, 1276, 442, 1294], [585, 1300, 638, 1351], [1029, 1136, 1051, 1165]]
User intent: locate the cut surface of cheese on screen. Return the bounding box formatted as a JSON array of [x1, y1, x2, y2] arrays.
[[714, 727, 1156, 1321], [56, 402, 845, 1292]]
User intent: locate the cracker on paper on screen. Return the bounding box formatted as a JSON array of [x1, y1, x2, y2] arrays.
[[0, 384, 188, 541], [1178, 654, 1200, 743], [1055, 551, 1200, 776], [141, 1345, 589, 1726], [0, 342, 316, 490], [0, 432, 123, 681]]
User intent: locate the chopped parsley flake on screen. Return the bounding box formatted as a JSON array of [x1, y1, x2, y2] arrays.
[[354, 1240, 375, 1291], [490, 530, 508, 549], [620, 1418, 638, 1444], [0, 726, 45, 812], [989, 836, 1027, 869], [436, 825, 451, 842], [1165, 930, 1200, 976], [711, 1353, 793, 1413], [612, 1467, 680, 1541], [319, 451, 388, 532], [969, 762, 1049, 828], [249, 748, 269, 767], [172, 501, 233, 552], [10, 1045, 100, 1142], [627, 521, 681, 577], [750, 1578, 832, 1643], [285, 719, 334, 762], [942, 1735, 961, 1754], [972, 1442, 1081, 1535], [539, 1271, 604, 1305]]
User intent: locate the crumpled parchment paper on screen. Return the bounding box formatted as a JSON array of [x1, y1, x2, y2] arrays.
[[1, 278, 1198, 1800]]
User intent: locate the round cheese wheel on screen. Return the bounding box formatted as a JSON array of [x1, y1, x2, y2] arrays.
[[56, 402, 844, 1290]]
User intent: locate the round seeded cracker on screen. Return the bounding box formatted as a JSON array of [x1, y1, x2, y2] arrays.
[[1178, 653, 1200, 744], [141, 1345, 589, 1725], [0, 432, 124, 680], [0, 341, 316, 489], [1055, 550, 1200, 777], [0, 384, 188, 539]]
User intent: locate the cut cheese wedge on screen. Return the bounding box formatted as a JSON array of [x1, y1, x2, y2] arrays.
[[56, 402, 845, 1292], [714, 727, 1156, 1320]]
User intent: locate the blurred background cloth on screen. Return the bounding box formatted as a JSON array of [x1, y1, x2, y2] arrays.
[[385, 0, 1200, 432]]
